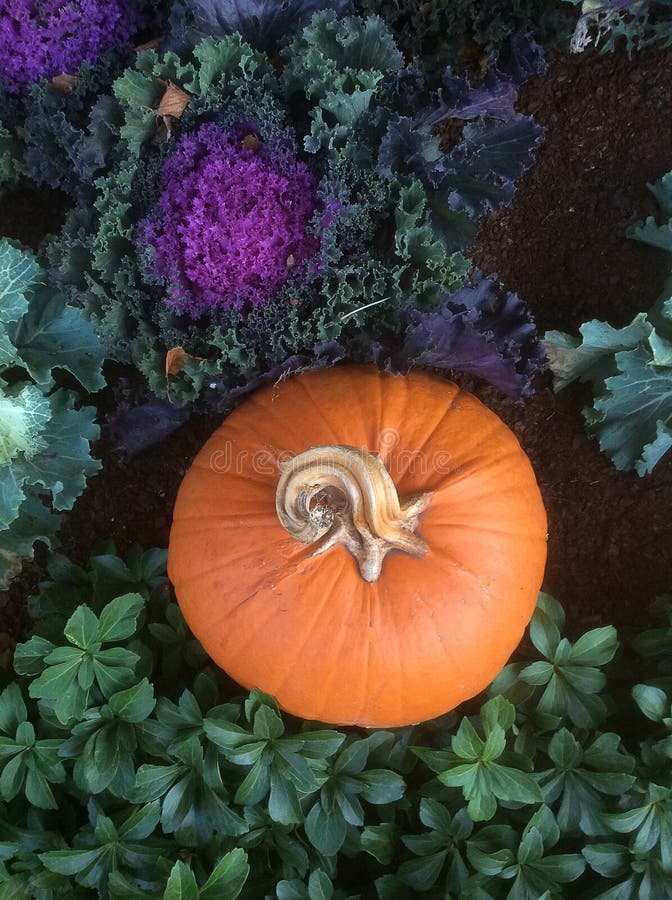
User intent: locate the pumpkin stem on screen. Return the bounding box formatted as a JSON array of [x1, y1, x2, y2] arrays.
[[276, 446, 432, 582]]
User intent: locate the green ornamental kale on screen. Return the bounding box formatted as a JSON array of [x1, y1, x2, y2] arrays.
[[545, 170, 672, 475], [566, 0, 672, 55], [53, 12, 546, 416], [0, 240, 104, 587], [0, 121, 24, 190], [355, 0, 574, 78]]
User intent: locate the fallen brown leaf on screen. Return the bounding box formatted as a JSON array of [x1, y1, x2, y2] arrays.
[[135, 37, 162, 53], [158, 82, 190, 120], [50, 73, 78, 93], [419, 0, 436, 19], [157, 82, 190, 138], [166, 346, 187, 379], [165, 347, 205, 399], [242, 133, 262, 152]]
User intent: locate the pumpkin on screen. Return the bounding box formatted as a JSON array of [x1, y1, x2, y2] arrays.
[[168, 365, 547, 727]]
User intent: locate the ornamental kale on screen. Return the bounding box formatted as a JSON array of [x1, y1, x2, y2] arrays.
[[0, 240, 104, 587], [0, 0, 145, 95], [0, 0, 167, 199], [545, 170, 672, 475], [566, 0, 672, 55], [0, 544, 670, 897], [137, 122, 320, 315], [54, 12, 546, 413], [355, 0, 574, 79], [0, 122, 24, 189], [168, 0, 352, 53]]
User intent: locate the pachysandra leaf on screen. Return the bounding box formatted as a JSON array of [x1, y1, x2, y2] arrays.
[[4, 541, 672, 899]]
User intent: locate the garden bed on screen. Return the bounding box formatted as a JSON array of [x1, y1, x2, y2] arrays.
[[2, 41, 670, 642], [3, 6, 672, 896]]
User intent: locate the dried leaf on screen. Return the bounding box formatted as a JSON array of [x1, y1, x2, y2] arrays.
[[166, 347, 187, 378], [165, 347, 205, 400], [241, 133, 262, 152], [50, 73, 78, 93], [286, 254, 296, 269], [135, 37, 162, 53], [158, 82, 190, 120]]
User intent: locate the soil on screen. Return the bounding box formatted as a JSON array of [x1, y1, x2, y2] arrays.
[[2, 43, 672, 648], [0, 183, 70, 251], [469, 42, 672, 639]]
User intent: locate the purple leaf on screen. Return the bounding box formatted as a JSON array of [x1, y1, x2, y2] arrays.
[[106, 400, 191, 457], [417, 33, 546, 128], [377, 115, 444, 187], [442, 116, 543, 219], [375, 271, 546, 400], [0, 0, 145, 94], [222, 340, 346, 405], [170, 0, 352, 52]]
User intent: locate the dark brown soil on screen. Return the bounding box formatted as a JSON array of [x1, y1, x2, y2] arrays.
[[469, 42, 672, 638], [2, 44, 672, 646], [0, 183, 70, 251], [471, 45, 672, 334]]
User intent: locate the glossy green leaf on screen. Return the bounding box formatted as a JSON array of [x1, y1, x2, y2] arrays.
[[307, 869, 333, 900], [163, 861, 199, 900], [632, 684, 669, 721], [200, 848, 249, 900], [97, 593, 145, 642], [108, 679, 156, 723], [397, 851, 447, 891], [304, 801, 347, 856]]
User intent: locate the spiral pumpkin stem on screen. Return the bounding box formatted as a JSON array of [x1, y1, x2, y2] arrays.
[[276, 446, 432, 582]]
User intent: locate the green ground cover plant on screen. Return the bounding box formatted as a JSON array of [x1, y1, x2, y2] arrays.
[[0, 546, 670, 898]]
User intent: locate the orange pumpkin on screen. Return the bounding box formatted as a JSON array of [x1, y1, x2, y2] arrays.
[[168, 365, 547, 727]]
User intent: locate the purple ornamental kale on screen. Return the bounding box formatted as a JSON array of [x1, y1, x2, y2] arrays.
[[372, 271, 546, 401], [167, 0, 352, 54], [137, 123, 320, 316], [0, 0, 143, 94]]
